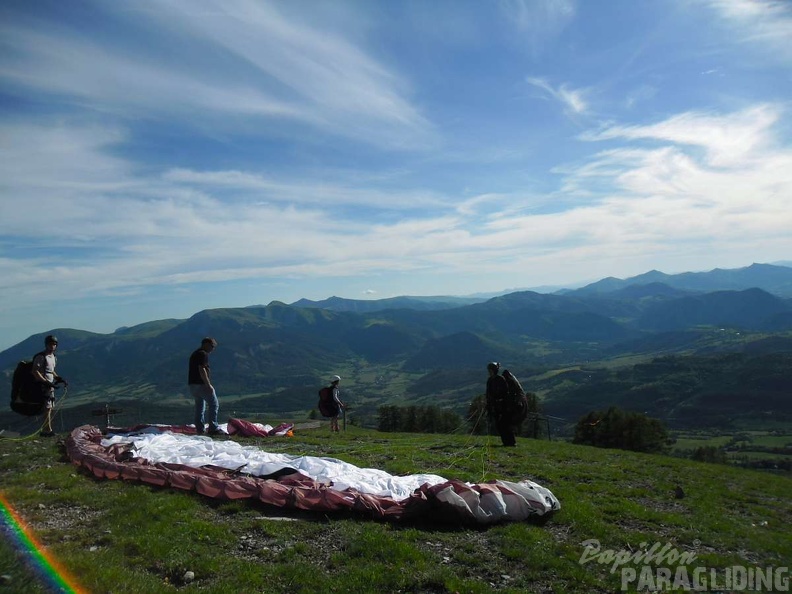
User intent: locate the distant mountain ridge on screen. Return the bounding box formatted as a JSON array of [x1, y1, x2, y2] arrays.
[[290, 295, 485, 312], [2, 262, 791, 430], [636, 288, 791, 331], [570, 263, 792, 297]]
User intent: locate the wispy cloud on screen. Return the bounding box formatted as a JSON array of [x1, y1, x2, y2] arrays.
[[4, 102, 789, 315], [0, 0, 434, 149], [475, 103, 792, 277], [560, 110, 791, 246], [161, 168, 451, 212], [526, 77, 589, 115], [500, 0, 577, 55], [0, 24, 304, 120], [581, 104, 780, 167], [141, 0, 434, 146], [0, 118, 453, 308], [701, 0, 792, 62]]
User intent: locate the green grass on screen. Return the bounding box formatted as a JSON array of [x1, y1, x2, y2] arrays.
[[1, 425, 790, 594]]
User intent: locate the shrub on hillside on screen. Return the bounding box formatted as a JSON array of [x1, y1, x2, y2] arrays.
[[573, 406, 670, 453]]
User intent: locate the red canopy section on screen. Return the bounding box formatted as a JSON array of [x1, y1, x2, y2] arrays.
[[226, 418, 293, 437]]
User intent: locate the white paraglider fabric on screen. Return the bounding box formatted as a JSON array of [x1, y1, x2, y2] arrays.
[[102, 430, 449, 501]]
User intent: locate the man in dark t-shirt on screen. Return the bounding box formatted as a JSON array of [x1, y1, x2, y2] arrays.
[[188, 337, 221, 435]]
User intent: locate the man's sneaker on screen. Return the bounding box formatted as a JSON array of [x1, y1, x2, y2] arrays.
[[207, 428, 225, 436]]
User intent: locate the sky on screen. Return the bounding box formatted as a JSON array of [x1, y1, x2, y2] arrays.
[[1, 0, 791, 351]]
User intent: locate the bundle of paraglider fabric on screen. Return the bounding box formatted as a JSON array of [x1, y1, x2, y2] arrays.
[[65, 424, 560, 525]]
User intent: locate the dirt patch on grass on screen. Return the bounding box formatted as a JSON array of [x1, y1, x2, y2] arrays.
[[25, 502, 105, 534]]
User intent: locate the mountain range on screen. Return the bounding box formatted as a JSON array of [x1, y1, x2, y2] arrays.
[[2, 263, 791, 431]]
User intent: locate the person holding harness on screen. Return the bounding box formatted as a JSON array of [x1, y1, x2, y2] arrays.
[[31, 335, 67, 437], [318, 375, 346, 432]]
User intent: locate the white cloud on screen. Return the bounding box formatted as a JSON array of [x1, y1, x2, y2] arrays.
[[581, 104, 780, 167], [161, 168, 451, 211], [3, 101, 790, 317], [0, 25, 304, 121], [4, 93, 792, 299], [0, 1, 434, 149], [0, 118, 455, 312], [461, 103, 792, 280], [0, 122, 130, 190], [526, 77, 589, 115], [144, 0, 434, 146], [702, 0, 792, 62]]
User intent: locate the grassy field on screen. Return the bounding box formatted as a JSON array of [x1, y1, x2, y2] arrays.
[[671, 427, 792, 469], [1, 423, 790, 594]]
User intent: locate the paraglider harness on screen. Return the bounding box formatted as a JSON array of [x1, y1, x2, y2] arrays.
[[9, 352, 66, 416], [501, 369, 529, 424], [318, 386, 340, 418]]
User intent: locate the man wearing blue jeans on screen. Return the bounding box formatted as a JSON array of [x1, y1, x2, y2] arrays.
[[188, 337, 222, 435]]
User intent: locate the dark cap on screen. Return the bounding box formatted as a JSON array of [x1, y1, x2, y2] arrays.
[[487, 361, 500, 372], [45, 335, 58, 344], [201, 337, 218, 347]]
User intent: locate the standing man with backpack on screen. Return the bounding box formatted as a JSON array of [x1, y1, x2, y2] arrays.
[[31, 335, 67, 437], [486, 361, 517, 447], [188, 337, 223, 435], [318, 375, 345, 432]]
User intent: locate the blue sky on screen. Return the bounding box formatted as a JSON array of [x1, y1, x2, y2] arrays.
[[1, 0, 791, 351]]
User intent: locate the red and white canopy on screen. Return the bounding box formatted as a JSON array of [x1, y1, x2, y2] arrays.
[[66, 423, 560, 525]]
